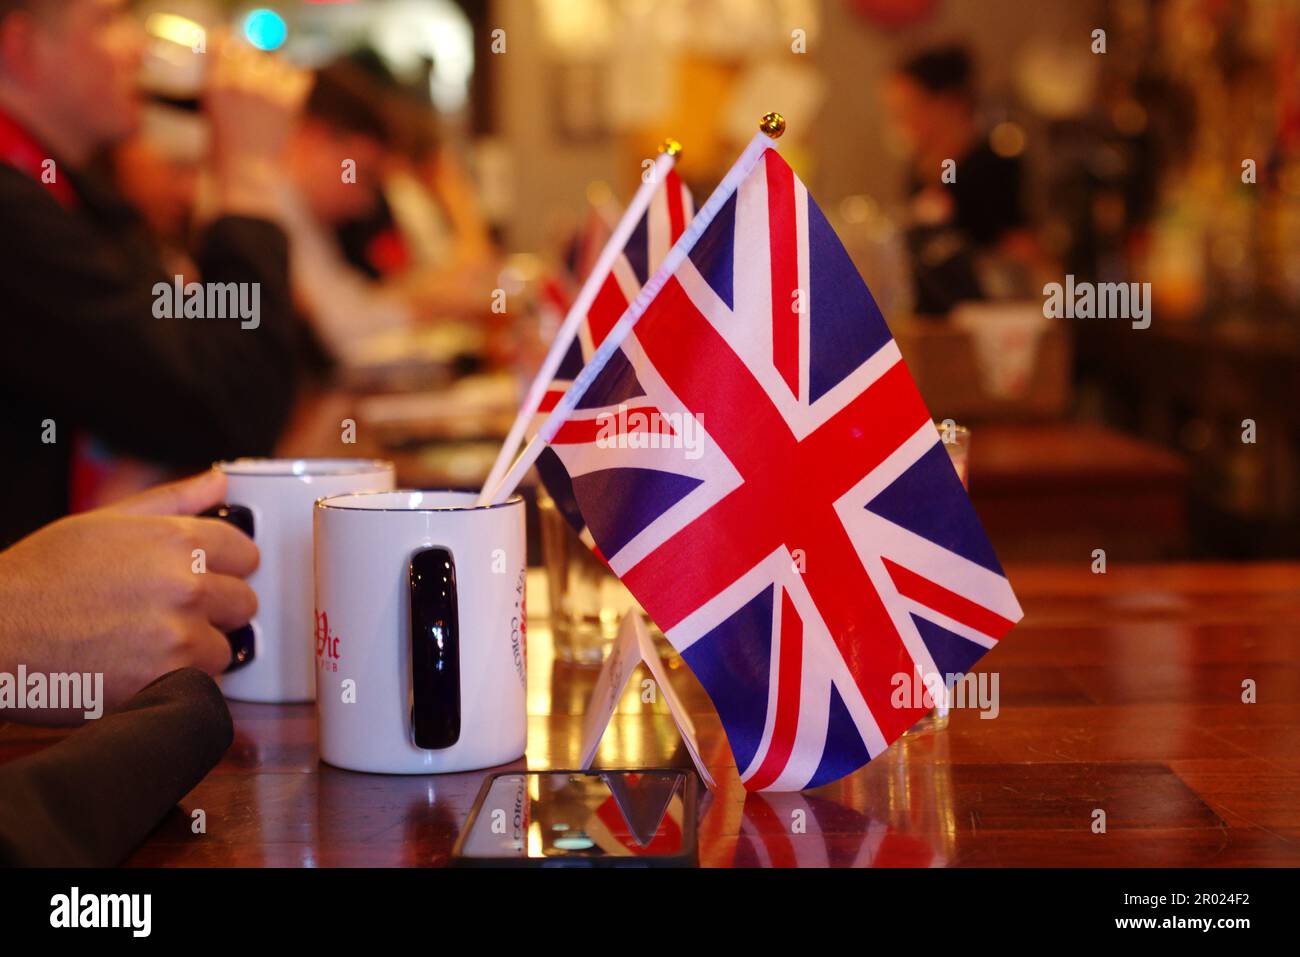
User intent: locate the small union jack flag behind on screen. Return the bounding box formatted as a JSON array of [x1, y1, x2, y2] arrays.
[[564, 189, 618, 289], [537, 136, 1023, 791], [536, 197, 615, 341], [534, 169, 694, 544]]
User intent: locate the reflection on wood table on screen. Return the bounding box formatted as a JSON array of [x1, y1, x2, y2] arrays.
[[1, 562, 1296, 867]]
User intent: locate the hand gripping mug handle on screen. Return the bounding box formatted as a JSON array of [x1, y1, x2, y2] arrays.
[[200, 504, 256, 672], [408, 547, 461, 749]]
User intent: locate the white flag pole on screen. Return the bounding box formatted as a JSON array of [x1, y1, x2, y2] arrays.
[[477, 148, 681, 504], [480, 124, 781, 507]]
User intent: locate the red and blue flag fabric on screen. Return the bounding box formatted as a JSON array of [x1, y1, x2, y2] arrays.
[[534, 168, 694, 545], [536, 135, 1022, 791]]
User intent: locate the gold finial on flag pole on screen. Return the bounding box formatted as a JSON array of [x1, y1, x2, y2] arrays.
[[659, 138, 683, 158], [759, 112, 786, 139]]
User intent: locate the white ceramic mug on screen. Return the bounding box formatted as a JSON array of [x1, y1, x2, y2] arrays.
[[314, 490, 528, 774], [208, 458, 395, 703]]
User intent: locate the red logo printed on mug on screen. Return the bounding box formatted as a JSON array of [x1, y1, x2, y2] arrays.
[[315, 609, 341, 672]]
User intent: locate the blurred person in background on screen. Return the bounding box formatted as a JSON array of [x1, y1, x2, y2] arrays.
[[110, 102, 207, 277], [884, 44, 1048, 317], [278, 59, 498, 364], [0, 0, 309, 547], [276, 59, 410, 360], [337, 50, 497, 292]]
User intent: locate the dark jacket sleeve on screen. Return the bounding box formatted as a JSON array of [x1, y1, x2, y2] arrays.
[[0, 167, 299, 464], [0, 668, 233, 867]]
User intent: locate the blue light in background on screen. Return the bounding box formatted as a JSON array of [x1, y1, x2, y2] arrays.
[[243, 8, 287, 51]]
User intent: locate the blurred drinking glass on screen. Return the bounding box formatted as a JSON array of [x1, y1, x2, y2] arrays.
[[538, 489, 644, 665], [938, 419, 970, 488]]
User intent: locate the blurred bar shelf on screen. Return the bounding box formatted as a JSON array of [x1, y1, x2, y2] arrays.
[[1080, 320, 1300, 558]]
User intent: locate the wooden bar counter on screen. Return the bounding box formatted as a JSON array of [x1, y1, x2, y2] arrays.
[[1, 562, 1297, 867]]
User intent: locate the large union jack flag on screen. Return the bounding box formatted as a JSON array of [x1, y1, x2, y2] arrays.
[[535, 168, 694, 543], [543, 138, 1022, 791]]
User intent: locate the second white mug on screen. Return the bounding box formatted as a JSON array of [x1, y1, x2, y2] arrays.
[[210, 458, 395, 703]]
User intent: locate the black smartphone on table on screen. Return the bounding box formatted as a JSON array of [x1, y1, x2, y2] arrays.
[[451, 769, 699, 867]]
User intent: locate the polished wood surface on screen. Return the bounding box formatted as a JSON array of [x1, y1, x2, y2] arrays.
[[2, 562, 1297, 867]]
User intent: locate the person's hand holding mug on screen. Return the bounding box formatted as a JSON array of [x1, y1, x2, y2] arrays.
[[205, 35, 313, 220], [0, 471, 258, 724]]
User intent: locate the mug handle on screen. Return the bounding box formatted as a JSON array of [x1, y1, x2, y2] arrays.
[[200, 504, 256, 672], [409, 547, 460, 749]]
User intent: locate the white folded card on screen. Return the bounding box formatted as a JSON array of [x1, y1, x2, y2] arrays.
[[577, 611, 715, 790]]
